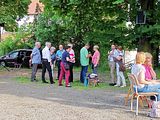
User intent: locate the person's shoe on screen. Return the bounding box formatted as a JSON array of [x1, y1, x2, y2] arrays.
[[51, 81, 55, 84], [66, 84, 72, 87], [31, 80, 34, 82], [109, 83, 116, 86], [120, 85, 126, 88], [59, 84, 63, 86], [34, 79, 38, 82], [42, 81, 49, 84], [50, 81, 55, 84], [114, 84, 120, 87], [113, 83, 116, 86]]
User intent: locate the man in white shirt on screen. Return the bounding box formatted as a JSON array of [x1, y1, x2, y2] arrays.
[[42, 42, 55, 84]]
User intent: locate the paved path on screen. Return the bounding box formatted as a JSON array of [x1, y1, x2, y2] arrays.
[[0, 69, 156, 120]]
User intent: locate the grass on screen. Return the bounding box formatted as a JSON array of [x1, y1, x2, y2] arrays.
[[72, 80, 130, 92], [13, 65, 160, 92], [15, 76, 31, 84], [8, 65, 130, 92], [14, 76, 130, 92], [14, 76, 49, 86]]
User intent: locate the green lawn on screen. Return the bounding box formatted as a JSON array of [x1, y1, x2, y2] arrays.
[[15, 76, 129, 92], [12, 66, 160, 92]]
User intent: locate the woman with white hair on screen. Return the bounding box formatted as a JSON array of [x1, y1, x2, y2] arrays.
[[68, 43, 75, 83], [92, 45, 100, 74]]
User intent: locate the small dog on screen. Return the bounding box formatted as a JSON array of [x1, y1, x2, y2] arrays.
[[87, 73, 99, 87]]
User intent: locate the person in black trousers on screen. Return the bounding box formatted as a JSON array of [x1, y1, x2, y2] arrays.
[[68, 44, 75, 83], [56, 45, 65, 80], [42, 42, 55, 84]]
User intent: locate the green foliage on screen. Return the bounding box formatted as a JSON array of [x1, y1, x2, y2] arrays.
[[35, 0, 130, 66], [0, 0, 30, 31], [0, 31, 32, 56], [32, 0, 160, 66]]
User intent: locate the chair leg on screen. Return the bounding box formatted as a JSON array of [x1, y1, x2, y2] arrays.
[[154, 95, 158, 102], [131, 94, 134, 111], [138, 97, 144, 108], [136, 96, 139, 116], [125, 88, 131, 106]]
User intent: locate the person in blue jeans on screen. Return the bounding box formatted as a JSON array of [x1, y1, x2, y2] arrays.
[[80, 43, 91, 83], [131, 52, 160, 100]]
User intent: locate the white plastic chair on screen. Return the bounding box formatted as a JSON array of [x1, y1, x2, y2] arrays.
[[128, 73, 158, 115]]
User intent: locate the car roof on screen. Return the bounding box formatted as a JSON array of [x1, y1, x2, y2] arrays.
[[14, 49, 32, 52]]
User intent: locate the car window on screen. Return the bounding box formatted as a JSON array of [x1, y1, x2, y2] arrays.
[[19, 51, 26, 57], [26, 51, 32, 56], [9, 52, 19, 59]]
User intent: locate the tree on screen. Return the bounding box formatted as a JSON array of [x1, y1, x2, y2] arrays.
[[0, 0, 30, 31], [34, 0, 160, 67]]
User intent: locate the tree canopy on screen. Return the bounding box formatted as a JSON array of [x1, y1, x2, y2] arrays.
[[33, 0, 160, 49], [0, 0, 30, 31], [1, 0, 160, 66]]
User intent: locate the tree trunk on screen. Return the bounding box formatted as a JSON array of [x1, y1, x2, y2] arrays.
[[138, 37, 151, 52]]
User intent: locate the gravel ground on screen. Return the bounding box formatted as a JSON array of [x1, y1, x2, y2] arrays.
[[0, 69, 157, 120]]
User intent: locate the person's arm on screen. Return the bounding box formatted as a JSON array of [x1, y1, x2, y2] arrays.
[[66, 52, 71, 62], [86, 50, 91, 58], [30, 53, 32, 59], [116, 56, 122, 61], [46, 50, 51, 65], [66, 57, 70, 61], [108, 50, 113, 55], [139, 70, 152, 84], [150, 67, 157, 79], [32, 48, 37, 56], [56, 51, 60, 60], [139, 70, 158, 84]]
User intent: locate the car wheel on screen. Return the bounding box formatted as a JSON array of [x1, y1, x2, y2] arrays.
[[0, 61, 6, 66]]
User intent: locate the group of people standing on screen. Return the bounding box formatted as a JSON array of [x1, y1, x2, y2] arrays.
[[30, 42, 100, 87], [108, 44, 126, 87], [30, 42, 75, 87]]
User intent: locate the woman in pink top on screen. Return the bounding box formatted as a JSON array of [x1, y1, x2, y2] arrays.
[[92, 45, 100, 74], [68, 43, 75, 83], [143, 52, 156, 81]]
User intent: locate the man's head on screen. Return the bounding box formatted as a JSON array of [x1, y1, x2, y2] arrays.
[[111, 44, 115, 50], [45, 42, 51, 49], [35, 42, 41, 48], [59, 45, 63, 50], [117, 46, 123, 51], [50, 47, 56, 53], [84, 43, 90, 49], [65, 46, 71, 52]]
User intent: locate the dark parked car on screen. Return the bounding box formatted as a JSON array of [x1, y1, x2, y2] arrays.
[[0, 49, 32, 68]]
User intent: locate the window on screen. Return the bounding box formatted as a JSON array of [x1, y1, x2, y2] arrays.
[[9, 52, 19, 59]]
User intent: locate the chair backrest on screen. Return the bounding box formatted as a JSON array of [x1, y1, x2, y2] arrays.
[[127, 73, 139, 94]]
